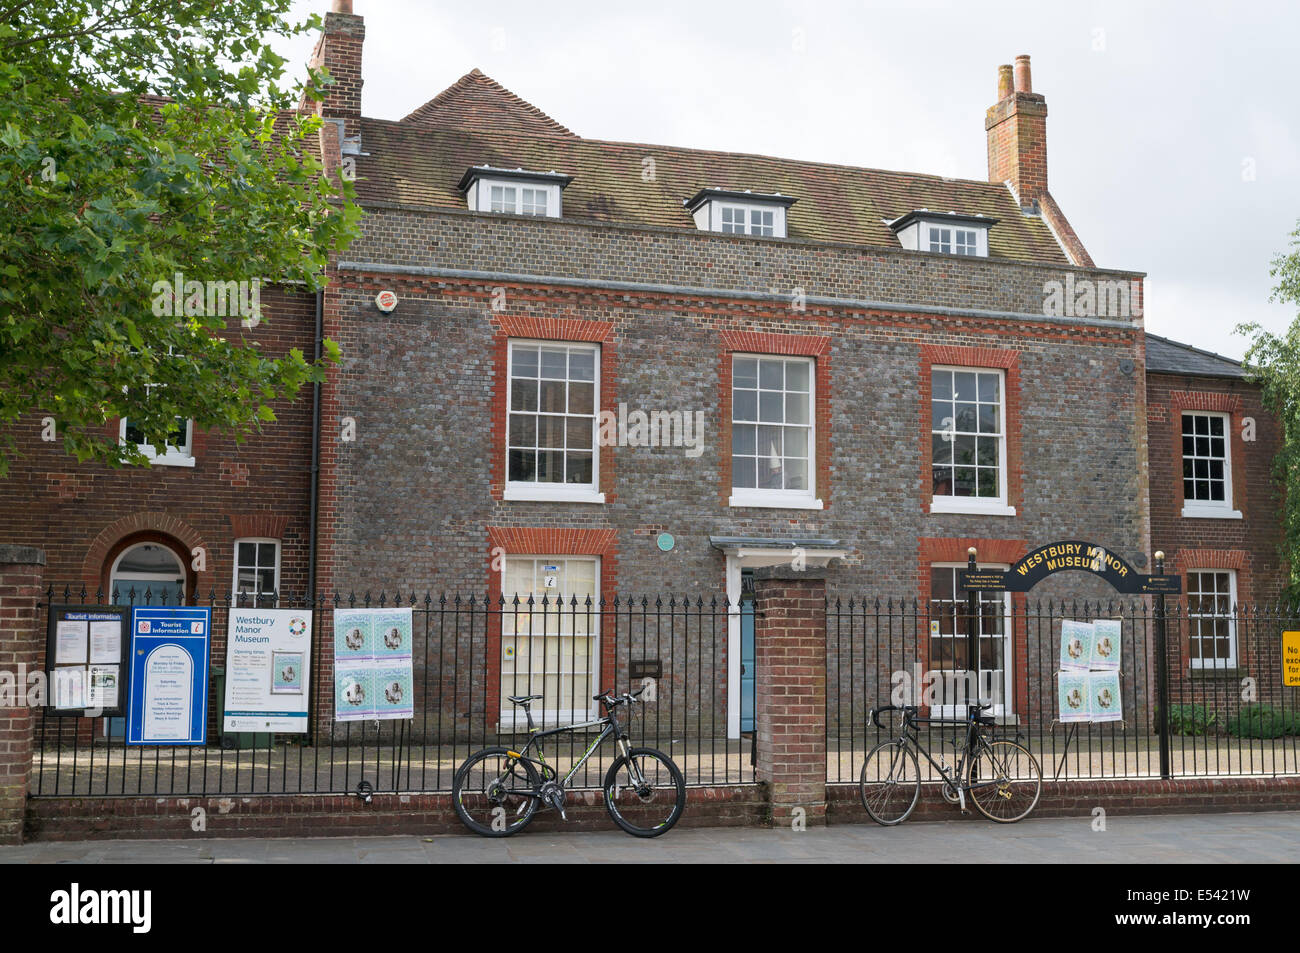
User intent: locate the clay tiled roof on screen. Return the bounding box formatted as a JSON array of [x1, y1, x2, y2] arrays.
[[360, 71, 1070, 264], [402, 69, 577, 137]]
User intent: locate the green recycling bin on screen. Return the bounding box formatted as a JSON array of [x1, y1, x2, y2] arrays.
[[210, 666, 272, 750]]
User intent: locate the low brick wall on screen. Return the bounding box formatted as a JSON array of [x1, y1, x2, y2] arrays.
[[26, 776, 1300, 840], [25, 784, 769, 841], [827, 776, 1300, 824]]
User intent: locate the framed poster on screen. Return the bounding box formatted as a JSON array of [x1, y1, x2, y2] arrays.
[[222, 609, 313, 733], [45, 605, 129, 718], [126, 606, 210, 745]]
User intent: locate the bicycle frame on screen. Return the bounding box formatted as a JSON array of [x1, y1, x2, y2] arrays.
[[889, 711, 1000, 810], [506, 703, 636, 793]]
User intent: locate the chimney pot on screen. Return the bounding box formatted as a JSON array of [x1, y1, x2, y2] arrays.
[[997, 64, 1013, 100], [332, 1, 353, 12], [1013, 54, 1032, 93]]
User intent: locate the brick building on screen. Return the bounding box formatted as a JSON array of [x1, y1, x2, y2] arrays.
[[306, 5, 1159, 736], [1144, 333, 1288, 710], [0, 3, 1288, 745]]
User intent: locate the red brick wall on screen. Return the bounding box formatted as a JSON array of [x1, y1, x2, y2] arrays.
[[0, 550, 44, 844], [1146, 372, 1285, 604], [753, 575, 826, 825], [0, 287, 319, 604]]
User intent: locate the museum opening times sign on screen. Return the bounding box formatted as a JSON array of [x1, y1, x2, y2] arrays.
[[959, 541, 1182, 595], [222, 609, 313, 733]]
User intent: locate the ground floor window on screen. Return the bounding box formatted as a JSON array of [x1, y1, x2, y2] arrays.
[[233, 539, 280, 606], [1187, 570, 1238, 668], [928, 563, 1012, 715], [500, 556, 600, 726]]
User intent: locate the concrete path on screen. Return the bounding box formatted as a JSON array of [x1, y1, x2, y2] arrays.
[[2, 811, 1297, 863]]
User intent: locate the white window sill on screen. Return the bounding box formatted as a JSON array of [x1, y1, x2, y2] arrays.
[[728, 491, 823, 510], [1181, 505, 1242, 520], [504, 486, 605, 504], [929, 497, 1016, 517], [142, 454, 196, 468]]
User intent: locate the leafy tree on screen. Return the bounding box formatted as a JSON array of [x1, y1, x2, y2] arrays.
[[1237, 221, 1300, 598], [0, 0, 359, 473]]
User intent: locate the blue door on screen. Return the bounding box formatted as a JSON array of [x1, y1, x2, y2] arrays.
[[740, 574, 755, 732]]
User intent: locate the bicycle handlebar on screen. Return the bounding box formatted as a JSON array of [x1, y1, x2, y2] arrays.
[[871, 703, 995, 729], [592, 686, 646, 707]]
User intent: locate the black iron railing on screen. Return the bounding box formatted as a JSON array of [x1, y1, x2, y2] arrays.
[[827, 597, 1300, 783], [31, 585, 753, 796]]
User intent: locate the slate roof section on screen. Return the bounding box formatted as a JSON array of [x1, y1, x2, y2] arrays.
[[1145, 333, 1247, 379], [402, 69, 578, 137], [354, 71, 1073, 263]]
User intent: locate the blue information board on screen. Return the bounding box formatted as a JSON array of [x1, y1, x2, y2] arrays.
[[127, 607, 211, 745]]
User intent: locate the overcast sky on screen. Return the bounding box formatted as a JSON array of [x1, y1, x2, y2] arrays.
[[278, 0, 1298, 360]]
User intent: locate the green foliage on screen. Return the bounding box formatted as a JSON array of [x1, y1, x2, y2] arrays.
[[1224, 703, 1300, 739], [1163, 704, 1218, 737], [0, 1, 359, 473], [1237, 221, 1300, 599]]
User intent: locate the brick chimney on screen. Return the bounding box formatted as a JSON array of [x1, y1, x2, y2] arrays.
[[301, 1, 365, 140], [986, 54, 1048, 212]]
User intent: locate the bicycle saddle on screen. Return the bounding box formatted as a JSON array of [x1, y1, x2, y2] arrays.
[[508, 694, 543, 705]]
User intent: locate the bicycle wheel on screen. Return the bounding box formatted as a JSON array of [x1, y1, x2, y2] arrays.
[[602, 747, 686, 837], [968, 740, 1042, 823], [859, 740, 921, 825], [452, 746, 541, 837]]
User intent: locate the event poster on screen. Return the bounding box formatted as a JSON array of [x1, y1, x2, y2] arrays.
[[1057, 671, 1090, 723], [222, 609, 314, 733], [1058, 620, 1094, 672], [1090, 619, 1121, 671], [1088, 671, 1123, 723], [333, 608, 414, 721], [126, 606, 210, 745]]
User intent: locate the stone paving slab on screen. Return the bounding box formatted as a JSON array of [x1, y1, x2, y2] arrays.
[[2, 811, 1297, 864]]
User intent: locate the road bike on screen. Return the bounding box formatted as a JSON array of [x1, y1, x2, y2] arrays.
[[860, 702, 1042, 825], [452, 687, 686, 837]]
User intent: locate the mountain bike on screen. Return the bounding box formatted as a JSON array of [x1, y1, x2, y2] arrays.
[[860, 702, 1042, 825], [452, 687, 686, 838]]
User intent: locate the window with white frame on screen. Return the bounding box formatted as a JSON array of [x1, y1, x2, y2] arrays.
[[464, 174, 564, 218], [120, 415, 193, 466], [1181, 412, 1239, 517], [930, 367, 1010, 513], [1186, 570, 1238, 668], [233, 539, 280, 606], [928, 226, 978, 256], [119, 344, 195, 466], [506, 341, 602, 502], [500, 555, 600, 726], [717, 204, 775, 237], [730, 355, 820, 508], [929, 564, 1012, 715]]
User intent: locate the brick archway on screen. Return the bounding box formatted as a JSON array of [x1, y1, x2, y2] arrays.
[[82, 513, 208, 595]]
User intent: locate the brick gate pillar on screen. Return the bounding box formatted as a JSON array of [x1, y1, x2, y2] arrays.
[[0, 545, 45, 844], [753, 570, 827, 827]]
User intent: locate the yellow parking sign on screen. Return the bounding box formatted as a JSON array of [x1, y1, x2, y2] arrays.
[[1285, 632, 1300, 687]]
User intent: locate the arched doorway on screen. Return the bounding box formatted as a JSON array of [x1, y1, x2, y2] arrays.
[[103, 539, 188, 738]]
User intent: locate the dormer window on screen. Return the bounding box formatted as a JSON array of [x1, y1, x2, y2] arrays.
[[459, 165, 573, 219], [887, 210, 996, 258], [686, 189, 795, 239]]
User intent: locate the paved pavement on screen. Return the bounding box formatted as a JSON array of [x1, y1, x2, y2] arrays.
[[2, 811, 1297, 863]]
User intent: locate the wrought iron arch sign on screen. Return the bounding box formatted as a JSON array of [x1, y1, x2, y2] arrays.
[[960, 540, 1180, 594]]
